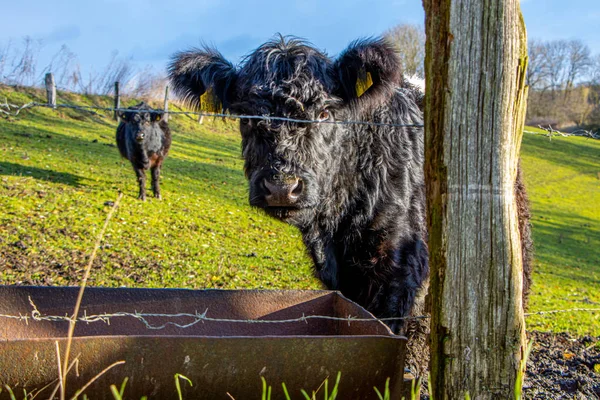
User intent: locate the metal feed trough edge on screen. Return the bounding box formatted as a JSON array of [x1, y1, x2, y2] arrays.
[[0, 286, 411, 399]]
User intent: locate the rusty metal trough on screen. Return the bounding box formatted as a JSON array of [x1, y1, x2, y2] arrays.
[[0, 286, 408, 399]]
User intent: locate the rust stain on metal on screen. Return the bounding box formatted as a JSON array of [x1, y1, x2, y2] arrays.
[[0, 286, 409, 399]]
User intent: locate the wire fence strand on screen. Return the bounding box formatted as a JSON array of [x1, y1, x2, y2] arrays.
[[523, 126, 600, 139], [3, 100, 599, 139], [0, 297, 598, 331], [0, 101, 425, 128]]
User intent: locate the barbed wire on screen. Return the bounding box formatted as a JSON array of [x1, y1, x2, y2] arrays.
[[525, 308, 600, 317], [3, 100, 598, 138], [524, 125, 600, 140], [0, 101, 424, 128], [0, 99, 37, 116], [0, 297, 430, 330], [0, 297, 598, 331]]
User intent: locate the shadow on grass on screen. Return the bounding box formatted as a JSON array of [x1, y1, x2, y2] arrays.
[[1, 121, 248, 203], [0, 104, 253, 208], [522, 134, 600, 173], [175, 131, 241, 157], [0, 161, 85, 187], [531, 209, 599, 286]]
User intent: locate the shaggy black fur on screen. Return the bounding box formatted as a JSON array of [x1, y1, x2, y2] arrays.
[[168, 36, 533, 336], [116, 103, 172, 200], [517, 161, 534, 309]]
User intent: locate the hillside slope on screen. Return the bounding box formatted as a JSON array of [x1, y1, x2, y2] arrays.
[[520, 129, 600, 334]]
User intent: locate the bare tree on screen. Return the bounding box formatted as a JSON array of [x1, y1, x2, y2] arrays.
[[526, 39, 548, 89], [589, 54, 600, 85], [586, 56, 600, 126], [125, 65, 168, 101], [40, 45, 81, 91], [72, 51, 134, 95], [0, 39, 13, 83], [1, 36, 143, 96], [96, 51, 135, 95], [384, 24, 425, 78], [565, 39, 591, 90], [64, 60, 83, 91], [532, 39, 591, 93], [76, 68, 93, 94], [8, 36, 43, 86], [525, 38, 597, 127], [543, 40, 569, 95]]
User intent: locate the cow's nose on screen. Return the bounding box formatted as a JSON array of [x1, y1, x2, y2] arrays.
[[263, 177, 303, 207]]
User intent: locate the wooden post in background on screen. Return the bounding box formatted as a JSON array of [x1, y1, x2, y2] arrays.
[[114, 82, 120, 121], [423, 0, 528, 398], [198, 92, 204, 124], [44, 73, 56, 109], [163, 85, 169, 122]]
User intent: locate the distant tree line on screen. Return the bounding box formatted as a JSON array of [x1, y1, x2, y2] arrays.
[[385, 25, 600, 130], [0, 36, 167, 100], [526, 39, 600, 128]]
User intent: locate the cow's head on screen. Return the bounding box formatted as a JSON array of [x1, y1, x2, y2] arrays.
[[169, 36, 402, 227], [119, 103, 163, 142]]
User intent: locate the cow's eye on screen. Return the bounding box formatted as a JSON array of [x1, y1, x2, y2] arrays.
[[318, 109, 330, 121], [240, 118, 250, 125]]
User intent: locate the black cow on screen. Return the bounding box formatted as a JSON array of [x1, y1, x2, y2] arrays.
[[116, 103, 172, 200], [168, 36, 532, 337]]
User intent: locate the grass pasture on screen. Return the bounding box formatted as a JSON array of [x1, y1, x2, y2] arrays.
[[520, 128, 600, 334], [0, 86, 598, 335], [0, 85, 316, 292]]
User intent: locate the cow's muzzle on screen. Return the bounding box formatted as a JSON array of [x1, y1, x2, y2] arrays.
[[263, 176, 303, 207]]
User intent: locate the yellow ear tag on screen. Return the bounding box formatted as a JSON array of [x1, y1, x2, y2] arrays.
[[355, 71, 373, 98], [199, 87, 223, 114]]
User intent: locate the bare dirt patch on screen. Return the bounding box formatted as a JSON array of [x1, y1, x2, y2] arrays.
[[524, 331, 600, 399]]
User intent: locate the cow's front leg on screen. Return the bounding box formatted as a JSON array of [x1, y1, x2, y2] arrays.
[[308, 238, 339, 289], [151, 165, 161, 199], [134, 167, 147, 201]]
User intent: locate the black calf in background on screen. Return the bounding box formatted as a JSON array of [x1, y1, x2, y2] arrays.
[[116, 103, 172, 200]]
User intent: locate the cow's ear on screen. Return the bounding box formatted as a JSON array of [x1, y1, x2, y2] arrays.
[[330, 38, 402, 110], [168, 47, 238, 112]]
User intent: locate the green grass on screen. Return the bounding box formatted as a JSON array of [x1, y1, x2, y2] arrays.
[[520, 128, 600, 334], [0, 86, 598, 335], [0, 85, 316, 291]]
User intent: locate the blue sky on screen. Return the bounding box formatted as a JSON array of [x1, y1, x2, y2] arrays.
[[2, 0, 599, 77]]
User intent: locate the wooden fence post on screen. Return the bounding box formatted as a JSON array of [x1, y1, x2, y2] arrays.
[[163, 85, 169, 122], [423, 0, 528, 398], [114, 82, 120, 121], [44, 73, 56, 109], [198, 93, 204, 124]]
